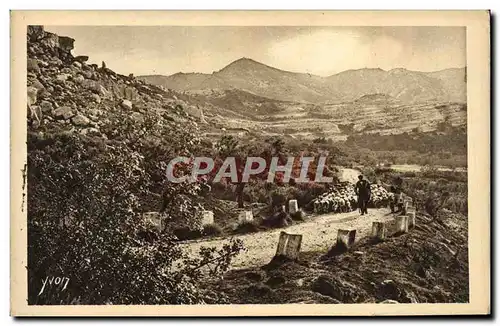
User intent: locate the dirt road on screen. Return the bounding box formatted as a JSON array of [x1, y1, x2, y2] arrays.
[[179, 207, 394, 269], [179, 167, 388, 269]]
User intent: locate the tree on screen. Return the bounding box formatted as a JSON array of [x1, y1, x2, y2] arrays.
[[27, 108, 244, 304]]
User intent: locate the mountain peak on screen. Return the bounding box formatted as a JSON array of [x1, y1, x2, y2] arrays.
[[218, 57, 273, 72]]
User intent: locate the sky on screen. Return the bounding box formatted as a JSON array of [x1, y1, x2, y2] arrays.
[[45, 26, 466, 77]]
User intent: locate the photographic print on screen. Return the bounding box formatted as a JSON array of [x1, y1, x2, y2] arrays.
[[11, 10, 490, 316]]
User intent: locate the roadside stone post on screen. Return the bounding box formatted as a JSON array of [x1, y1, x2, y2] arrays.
[[313, 201, 319, 213], [238, 210, 254, 223], [395, 215, 409, 233], [200, 210, 214, 226], [337, 229, 356, 250], [275, 231, 303, 260], [143, 212, 163, 232], [289, 199, 299, 214], [402, 200, 409, 215], [371, 222, 387, 240], [407, 212, 416, 228]]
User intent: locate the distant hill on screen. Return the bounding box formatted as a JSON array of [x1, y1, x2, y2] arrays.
[[142, 58, 338, 103], [140, 58, 466, 104], [354, 93, 398, 104]]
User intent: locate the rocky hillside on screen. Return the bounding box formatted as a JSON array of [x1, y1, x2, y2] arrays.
[[26, 25, 202, 139], [140, 58, 466, 104]]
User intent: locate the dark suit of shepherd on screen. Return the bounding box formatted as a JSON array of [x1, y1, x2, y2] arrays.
[[355, 176, 371, 215]]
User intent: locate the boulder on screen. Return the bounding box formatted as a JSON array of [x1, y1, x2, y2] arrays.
[[82, 70, 93, 79], [130, 112, 144, 123], [61, 67, 72, 74], [41, 33, 59, 50], [27, 58, 40, 74], [80, 127, 100, 136], [72, 74, 85, 84], [30, 79, 45, 91], [71, 114, 91, 126], [39, 100, 53, 114], [53, 106, 74, 120], [72, 61, 82, 69], [91, 94, 101, 104], [37, 60, 49, 68], [56, 74, 70, 82], [58, 36, 75, 53], [120, 99, 133, 110], [81, 79, 108, 96], [27, 25, 45, 41], [49, 57, 63, 67], [29, 105, 42, 122], [98, 85, 109, 96], [27, 87, 38, 107], [74, 55, 89, 63]]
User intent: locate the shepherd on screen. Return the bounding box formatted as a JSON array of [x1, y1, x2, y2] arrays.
[[355, 175, 371, 216]]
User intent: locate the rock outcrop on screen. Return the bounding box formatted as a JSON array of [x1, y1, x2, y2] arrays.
[[26, 25, 200, 138]]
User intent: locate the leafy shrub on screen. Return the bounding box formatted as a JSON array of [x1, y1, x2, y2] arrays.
[[173, 227, 203, 241], [290, 209, 306, 221], [27, 128, 243, 305], [203, 223, 223, 237], [235, 220, 260, 234]]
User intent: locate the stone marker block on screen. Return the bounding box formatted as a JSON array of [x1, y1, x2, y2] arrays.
[[395, 215, 409, 233], [200, 210, 214, 226], [402, 201, 409, 215], [407, 212, 416, 228], [371, 222, 387, 240], [337, 229, 357, 249], [275, 231, 303, 260], [275, 232, 288, 256], [238, 210, 254, 223], [143, 212, 163, 232], [289, 199, 299, 214], [313, 202, 320, 213]]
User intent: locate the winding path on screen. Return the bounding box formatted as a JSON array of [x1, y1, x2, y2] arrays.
[[179, 168, 393, 269], [179, 207, 393, 269]]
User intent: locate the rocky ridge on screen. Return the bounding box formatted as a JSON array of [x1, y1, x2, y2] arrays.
[[26, 25, 203, 139]]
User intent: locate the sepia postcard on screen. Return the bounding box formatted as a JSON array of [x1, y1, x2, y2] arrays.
[[10, 10, 490, 316]]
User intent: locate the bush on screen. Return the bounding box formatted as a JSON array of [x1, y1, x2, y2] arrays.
[[27, 131, 243, 305], [235, 220, 260, 234], [173, 227, 203, 241], [202, 223, 223, 237], [290, 209, 306, 221]]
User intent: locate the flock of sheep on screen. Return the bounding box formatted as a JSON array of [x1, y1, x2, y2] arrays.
[[312, 182, 394, 214]]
